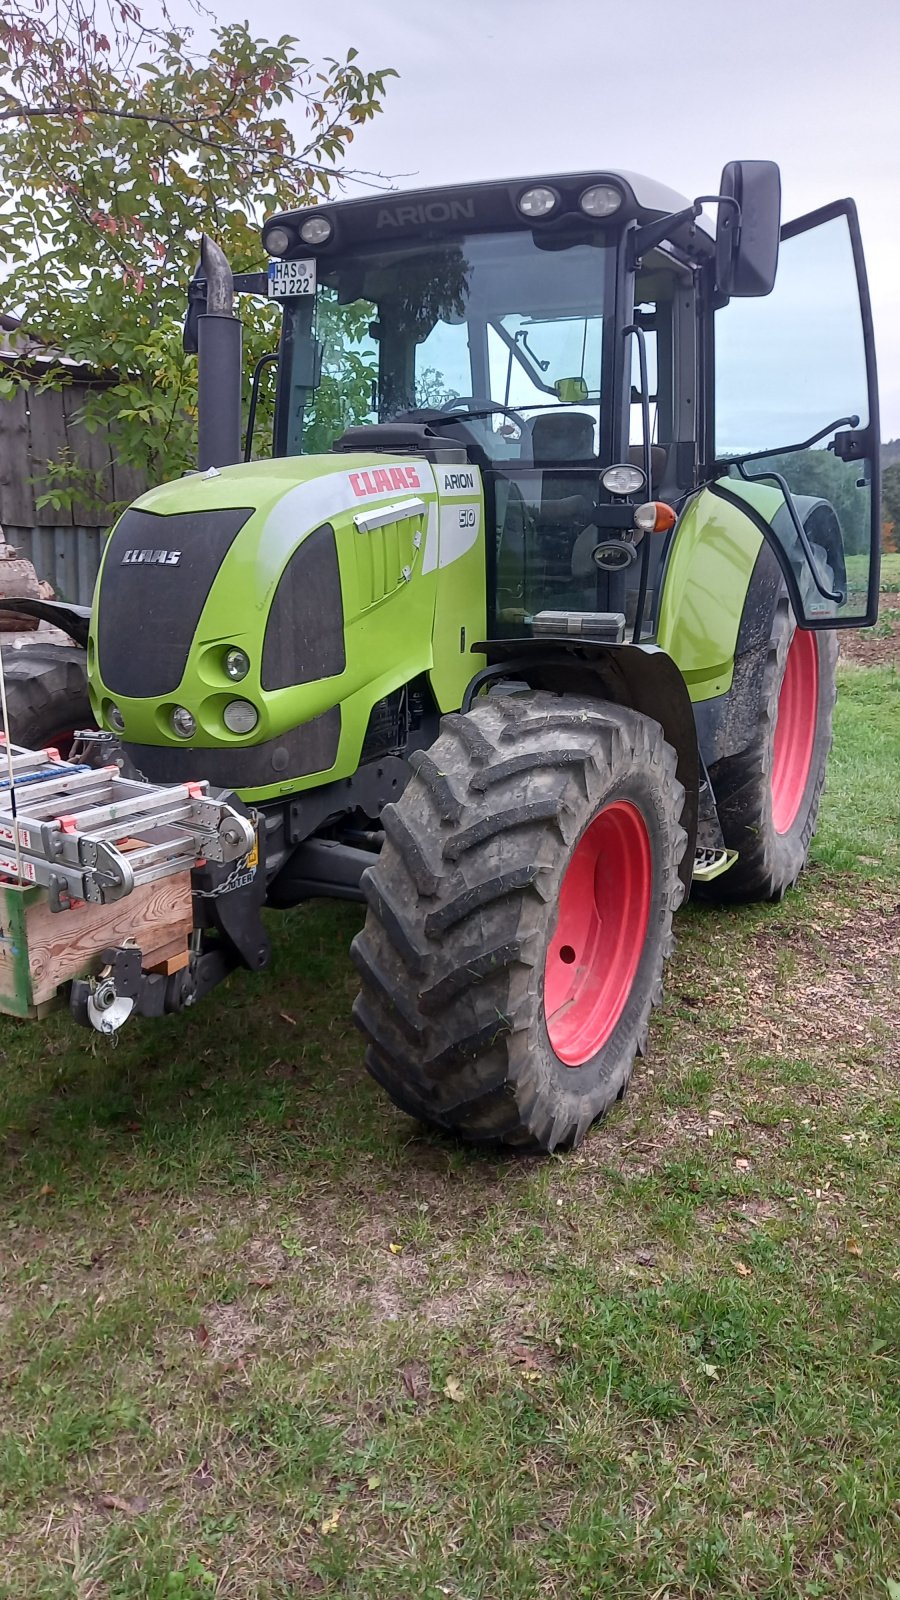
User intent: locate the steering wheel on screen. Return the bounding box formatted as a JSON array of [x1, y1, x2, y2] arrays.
[[439, 397, 528, 436]]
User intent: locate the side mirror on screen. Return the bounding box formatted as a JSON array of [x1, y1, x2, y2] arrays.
[[555, 377, 589, 404], [715, 160, 781, 299]]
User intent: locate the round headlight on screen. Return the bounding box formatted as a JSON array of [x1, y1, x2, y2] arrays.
[[171, 705, 196, 739], [602, 462, 647, 497], [580, 184, 624, 218], [224, 647, 250, 682], [264, 226, 292, 258], [107, 704, 125, 733], [300, 214, 333, 246], [223, 700, 259, 735], [517, 186, 558, 220]]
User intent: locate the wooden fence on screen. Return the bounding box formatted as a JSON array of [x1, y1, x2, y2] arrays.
[[0, 378, 146, 604], [0, 380, 145, 527]]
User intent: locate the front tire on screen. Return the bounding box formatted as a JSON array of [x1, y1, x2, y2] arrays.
[[0, 644, 91, 756], [351, 692, 687, 1152]]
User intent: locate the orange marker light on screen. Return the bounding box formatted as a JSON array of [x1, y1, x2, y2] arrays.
[[634, 500, 677, 536]]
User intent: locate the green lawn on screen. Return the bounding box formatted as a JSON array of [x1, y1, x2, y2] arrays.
[[1, 668, 899, 1598]]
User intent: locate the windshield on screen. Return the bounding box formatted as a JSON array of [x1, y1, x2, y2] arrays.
[[277, 231, 611, 461]]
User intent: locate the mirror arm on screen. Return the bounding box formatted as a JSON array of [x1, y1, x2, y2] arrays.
[[630, 195, 741, 266], [629, 203, 701, 264]]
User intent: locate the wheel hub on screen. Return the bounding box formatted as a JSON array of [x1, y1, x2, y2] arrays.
[[544, 800, 653, 1067]]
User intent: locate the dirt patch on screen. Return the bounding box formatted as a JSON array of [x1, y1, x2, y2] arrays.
[[839, 615, 900, 668]]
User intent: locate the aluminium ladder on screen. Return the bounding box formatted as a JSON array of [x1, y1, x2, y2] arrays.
[[0, 741, 254, 910]]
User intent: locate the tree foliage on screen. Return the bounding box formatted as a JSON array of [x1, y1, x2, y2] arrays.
[[0, 0, 395, 513]]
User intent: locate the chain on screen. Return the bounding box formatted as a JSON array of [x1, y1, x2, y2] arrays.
[[192, 855, 259, 899]]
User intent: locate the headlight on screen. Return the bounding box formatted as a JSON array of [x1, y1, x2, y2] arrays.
[[223, 700, 259, 734], [170, 706, 196, 739], [107, 704, 125, 732], [602, 462, 647, 496], [224, 647, 250, 682], [264, 226, 292, 257], [300, 214, 333, 245], [580, 184, 624, 218], [517, 186, 558, 220]]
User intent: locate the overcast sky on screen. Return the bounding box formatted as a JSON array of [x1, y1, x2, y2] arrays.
[[204, 0, 900, 434]]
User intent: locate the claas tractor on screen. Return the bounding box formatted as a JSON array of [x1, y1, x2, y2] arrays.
[[0, 161, 882, 1152]]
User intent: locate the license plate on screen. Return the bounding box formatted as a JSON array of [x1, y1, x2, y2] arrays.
[[268, 259, 316, 298]]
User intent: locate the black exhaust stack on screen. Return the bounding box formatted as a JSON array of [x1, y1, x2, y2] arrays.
[[196, 236, 243, 471]]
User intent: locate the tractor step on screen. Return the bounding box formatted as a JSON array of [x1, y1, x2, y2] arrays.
[[692, 846, 739, 883], [0, 739, 254, 910]]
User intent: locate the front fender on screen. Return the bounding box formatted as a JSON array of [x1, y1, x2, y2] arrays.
[[0, 597, 91, 648], [468, 637, 699, 893]]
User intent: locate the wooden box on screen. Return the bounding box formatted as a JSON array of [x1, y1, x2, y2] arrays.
[[0, 873, 194, 1019]]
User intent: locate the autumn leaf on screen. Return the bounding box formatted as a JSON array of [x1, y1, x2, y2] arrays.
[[846, 1238, 864, 1257], [194, 1322, 210, 1345], [320, 1507, 343, 1535], [388, 1242, 403, 1255], [443, 1376, 464, 1403], [733, 1261, 752, 1278]]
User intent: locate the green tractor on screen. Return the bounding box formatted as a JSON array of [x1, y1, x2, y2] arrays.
[[5, 161, 882, 1151]]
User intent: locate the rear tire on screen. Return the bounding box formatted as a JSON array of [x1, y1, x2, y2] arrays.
[[351, 691, 687, 1152], [703, 596, 838, 903], [0, 644, 92, 755]]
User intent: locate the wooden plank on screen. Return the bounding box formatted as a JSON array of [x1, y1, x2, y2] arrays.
[[25, 873, 193, 1006], [110, 452, 148, 511], [148, 947, 190, 976], [0, 386, 37, 525], [27, 388, 76, 527], [0, 883, 39, 1016], [61, 384, 115, 525]]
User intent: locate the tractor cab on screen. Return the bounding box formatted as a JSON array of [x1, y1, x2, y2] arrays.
[[236, 164, 880, 643]]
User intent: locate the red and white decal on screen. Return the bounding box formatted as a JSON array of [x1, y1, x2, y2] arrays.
[[349, 464, 424, 498]]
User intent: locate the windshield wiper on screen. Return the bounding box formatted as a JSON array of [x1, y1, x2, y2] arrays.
[[488, 320, 556, 396], [440, 400, 598, 424]]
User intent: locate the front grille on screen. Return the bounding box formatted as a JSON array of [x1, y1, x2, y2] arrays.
[[97, 506, 252, 697]]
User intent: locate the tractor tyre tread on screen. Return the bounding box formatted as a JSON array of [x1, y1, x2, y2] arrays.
[[702, 595, 838, 903], [351, 691, 687, 1152], [0, 644, 91, 749]]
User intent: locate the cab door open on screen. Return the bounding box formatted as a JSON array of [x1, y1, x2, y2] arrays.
[[713, 199, 880, 627]]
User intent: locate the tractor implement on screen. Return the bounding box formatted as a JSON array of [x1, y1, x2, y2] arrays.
[[0, 740, 254, 1023], [0, 160, 882, 1151]]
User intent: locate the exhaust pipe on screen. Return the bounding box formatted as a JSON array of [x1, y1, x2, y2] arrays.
[[197, 235, 242, 471]]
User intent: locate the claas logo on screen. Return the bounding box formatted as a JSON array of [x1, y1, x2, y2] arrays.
[[349, 466, 422, 497]]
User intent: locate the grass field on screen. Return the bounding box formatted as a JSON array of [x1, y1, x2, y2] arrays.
[[1, 660, 899, 1598]]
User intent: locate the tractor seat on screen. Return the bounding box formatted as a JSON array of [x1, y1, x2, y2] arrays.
[[627, 444, 668, 495], [531, 411, 596, 465]]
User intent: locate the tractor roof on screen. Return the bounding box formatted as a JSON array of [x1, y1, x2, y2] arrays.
[[265, 171, 715, 255]]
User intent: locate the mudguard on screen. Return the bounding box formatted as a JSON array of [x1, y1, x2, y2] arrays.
[[468, 637, 699, 893]]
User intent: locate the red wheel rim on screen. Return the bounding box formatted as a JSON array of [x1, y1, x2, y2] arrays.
[[544, 800, 653, 1067], [771, 629, 818, 835]]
